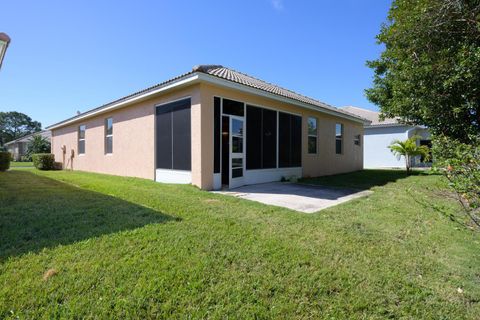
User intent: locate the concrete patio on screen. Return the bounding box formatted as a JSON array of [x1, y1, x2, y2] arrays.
[[216, 182, 372, 213]]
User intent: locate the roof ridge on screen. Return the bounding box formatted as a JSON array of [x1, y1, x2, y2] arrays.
[[202, 65, 349, 115], [48, 65, 370, 129]]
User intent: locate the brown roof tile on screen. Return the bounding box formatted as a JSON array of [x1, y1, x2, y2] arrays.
[[48, 65, 368, 128]]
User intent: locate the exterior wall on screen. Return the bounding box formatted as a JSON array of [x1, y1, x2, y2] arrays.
[[51, 81, 364, 190], [363, 125, 431, 168], [51, 85, 200, 180], [198, 83, 364, 189]]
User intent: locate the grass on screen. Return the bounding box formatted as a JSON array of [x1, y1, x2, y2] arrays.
[[9, 161, 33, 168], [0, 169, 479, 319]]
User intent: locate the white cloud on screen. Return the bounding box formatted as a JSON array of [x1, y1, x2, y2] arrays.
[[271, 0, 284, 11]]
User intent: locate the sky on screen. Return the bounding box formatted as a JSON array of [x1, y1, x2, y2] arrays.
[[0, 0, 391, 128]]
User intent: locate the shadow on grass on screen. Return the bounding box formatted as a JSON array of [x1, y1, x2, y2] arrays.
[[299, 169, 434, 191], [0, 170, 179, 261]]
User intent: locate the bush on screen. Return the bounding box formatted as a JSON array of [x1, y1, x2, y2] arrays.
[[21, 155, 32, 162], [26, 134, 51, 159], [32, 153, 55, 170], [0, 152, 11, 171], [432, 135, 480, 229]]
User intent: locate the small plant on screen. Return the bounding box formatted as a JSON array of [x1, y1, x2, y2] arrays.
[[0, 151, 11, 171], [389, 135, 430, 174], [32, 153, 55, 170]]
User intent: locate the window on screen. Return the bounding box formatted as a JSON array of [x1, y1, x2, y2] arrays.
[[78, 125, 86, 154], [222, 98, 244, 116], [279, 112, 302, 167], [246, 105, 277, 170], [354, 134, 361, 146], [105, 118, 113, 154], [308, 117, 318, 154], [335, 123, 343, 154], [156, 98, 191, 170]]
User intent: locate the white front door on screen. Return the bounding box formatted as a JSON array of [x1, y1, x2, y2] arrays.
[[229, 116, 245, 189]]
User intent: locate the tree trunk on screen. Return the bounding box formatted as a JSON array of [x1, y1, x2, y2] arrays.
[[405, 156, 410, 174]]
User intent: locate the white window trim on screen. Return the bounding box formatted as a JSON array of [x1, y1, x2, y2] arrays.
[[335, 123, 344, 155], [105, 118, 113, 155], [307, 117, 318, 154], [78, 125, 86, 155]]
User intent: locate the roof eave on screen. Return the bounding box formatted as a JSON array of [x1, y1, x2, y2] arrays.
[[46, 74, 201, 130], [47, 71, 369, 130]]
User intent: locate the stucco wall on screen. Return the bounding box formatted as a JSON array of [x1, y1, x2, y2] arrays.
[[51, 85, 200, 180], [363, 125, 430, 168], [52, 81, 364, 190], [198, 83, 364, 189]]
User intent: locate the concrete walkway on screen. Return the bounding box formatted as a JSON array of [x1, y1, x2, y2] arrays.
[[216, 182, 372, 213]]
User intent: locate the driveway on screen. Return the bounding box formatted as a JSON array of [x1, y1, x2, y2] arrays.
[[216, 182, 372, 213]]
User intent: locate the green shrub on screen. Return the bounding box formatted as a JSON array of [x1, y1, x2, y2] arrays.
[[32, 153, 55, 170], [0, 152, 11, 171], [21, 155, 32, 162], [432, 135, 480, 229]]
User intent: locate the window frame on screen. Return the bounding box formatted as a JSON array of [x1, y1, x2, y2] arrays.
[[78, 124, 86, 155], [335, 123, 343, 155], [104, 117, 113, 154], [307, 117, 318, 154]]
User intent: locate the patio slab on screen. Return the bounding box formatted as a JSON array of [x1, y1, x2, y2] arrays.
[[215, 182, 372, 213]]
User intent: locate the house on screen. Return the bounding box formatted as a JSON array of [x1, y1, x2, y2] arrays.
[[341, 106, 431, 169], [47, 65, 369, 190], [5, 130, 52, 161]]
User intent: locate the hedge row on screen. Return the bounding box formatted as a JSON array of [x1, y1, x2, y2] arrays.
[[32, 153, 55, 170]]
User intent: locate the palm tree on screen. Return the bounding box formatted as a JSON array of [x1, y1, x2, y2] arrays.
[[25, 134, 51, 160], [389, 135, 430, 174]]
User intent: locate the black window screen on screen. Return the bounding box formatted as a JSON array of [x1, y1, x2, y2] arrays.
[[156, 98, 191, 170], [172, 106, 191, 170], [262, 108, 277, 168], [291, 115, 302, 167], [223, 99, 244, 116], [214, 97, 221, 173], [246, 106, 262, 169], [246, 106, 277, 170], [279, 112, 302, 167]]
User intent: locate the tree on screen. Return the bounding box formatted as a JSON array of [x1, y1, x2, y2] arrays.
[[0, 112, 41, 146], [389, 136, 430, 173], [432, 135, 480, 229], [26, 134, 51, 159], [366, 0, 480, 143]]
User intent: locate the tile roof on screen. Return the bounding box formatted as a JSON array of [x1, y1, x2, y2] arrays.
[[194, 65, 366, 121], [341, 106, 401, 126], [47, 65, 368, 129]]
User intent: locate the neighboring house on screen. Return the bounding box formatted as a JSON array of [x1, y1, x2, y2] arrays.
[[47, 65, 369, 190], [5, 130, 52, 161], [341, 106, 431, 169]]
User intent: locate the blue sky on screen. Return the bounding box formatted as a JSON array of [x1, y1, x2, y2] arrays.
[[0, 0, 390, 128]]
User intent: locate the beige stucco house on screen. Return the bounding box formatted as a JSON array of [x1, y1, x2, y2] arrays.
[[47, 65, 369, 190]]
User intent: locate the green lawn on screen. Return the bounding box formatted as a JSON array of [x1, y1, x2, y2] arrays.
[[9, 161, 33, 167], [0, 169, 478, 319]]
